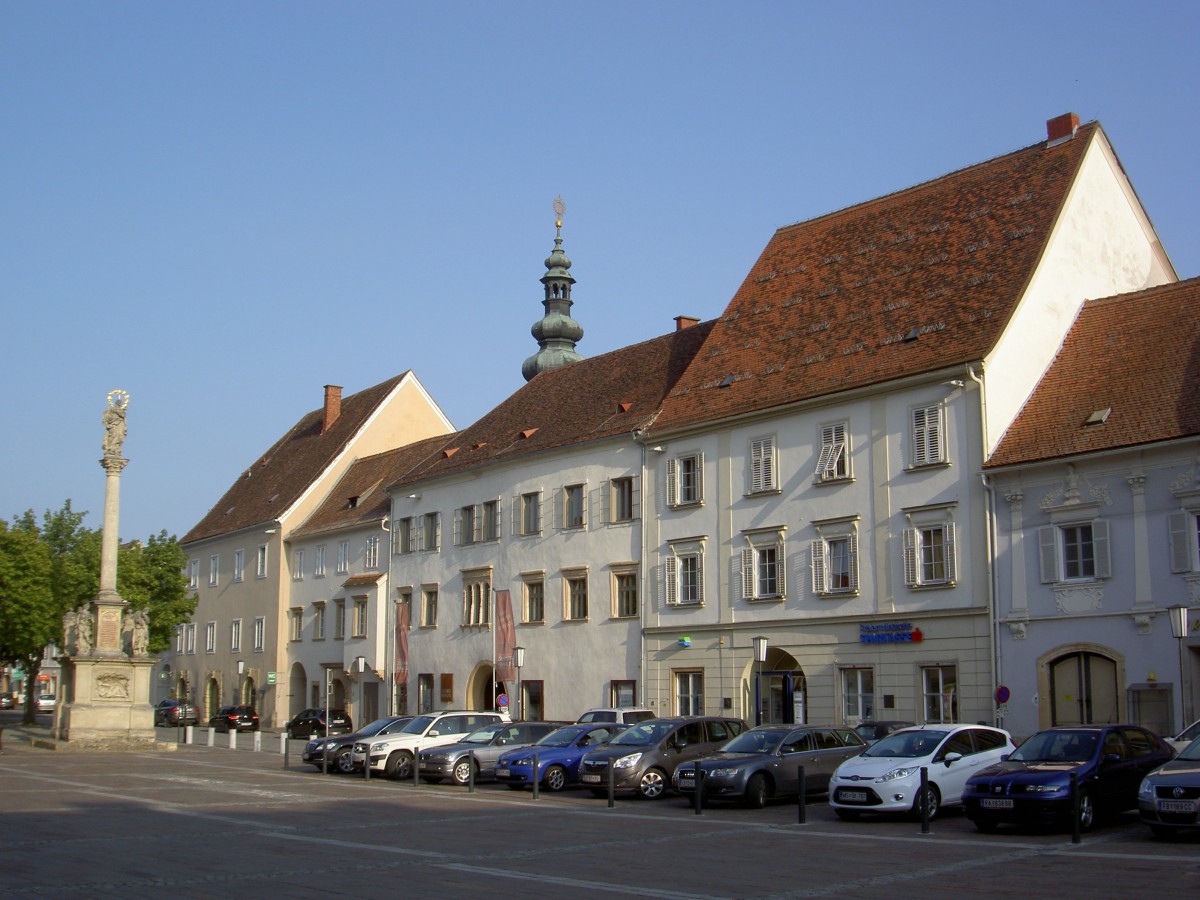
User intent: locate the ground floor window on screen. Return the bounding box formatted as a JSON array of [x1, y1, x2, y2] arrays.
[[521, 680, 544, 721], [1050, 651, 1118, 724], [922, 665, 957, 723], [611, 680, 637, 707], [675, 670, 704, 716], [841, 667, 874, 722], [418, 673, 434, 713]]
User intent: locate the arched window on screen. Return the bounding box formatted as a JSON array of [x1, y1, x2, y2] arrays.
[[1049, 651, 1118, 725]]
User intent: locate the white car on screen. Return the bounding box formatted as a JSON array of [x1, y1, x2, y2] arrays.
[[1167, 719, 1200, 753], [828, 723, 1015, 820], [350, 710, 507, 778], [36, 694, 56, 712]]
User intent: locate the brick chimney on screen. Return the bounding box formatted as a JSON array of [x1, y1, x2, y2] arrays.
[[321, 385, 343, 434], [1047, 112, 1079, 143], [675, 315, 700, 331]]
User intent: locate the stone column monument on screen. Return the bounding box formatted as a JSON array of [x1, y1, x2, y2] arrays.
[[55, 390, 159, 749]]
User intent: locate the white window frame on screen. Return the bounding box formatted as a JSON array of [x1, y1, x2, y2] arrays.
[[462, 576, 491, 627], [562, 483, 588, 530], [815, 422, 849, 482], [396, 517, 414, 554], [185, 623, 196, 655], [675, 670, 704, 717], [233, 549, 245, 582], [230, 618, 242, 652], [910, 403, 946, 468], [748, 436, 778, 494], [292, 548, 304, 581], [922, 665, 958, 724], [664, 540, 705, 607], [515, 490, 543, 536], [205, 621, 216, 653], [902, 508, 957, 588], [841, 667, 874, 722], [253, 616, 265, 652], [365, 535, 380, 570], [353, 598, 368, 637], [607, 475, 639, 523], [176, 624, 184, 653], [523, 576, 545, 624], [336, 541, 349, 574], [563, 568, 589, 621], [1168, 509, 1200, 573], [455, 504, 478, 546], [666, 452, 704, 507], [811, 518, 860, 596], [421, 585, 439, 628], [740, 529, 786, 601], [1039, 520, 1111, 583], [421, 512, 441, 551], [256, 544, 268, 579], [290, 608, 303, 642], [188, 559, 199, 590], [314, 545, 326, 577], [481, 498, 501, 541], [313, 603, 326, 640], [334, 599, 346, 639], [208, 555, 219, 587]]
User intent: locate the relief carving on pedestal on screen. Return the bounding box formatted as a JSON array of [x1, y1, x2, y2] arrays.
[[97, 672, 131, 699]]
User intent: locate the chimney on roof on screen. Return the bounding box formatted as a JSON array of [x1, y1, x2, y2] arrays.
[[1046, 113, 1080, 143], [675, 315, 700, 331], [321, 385, 343, 434]]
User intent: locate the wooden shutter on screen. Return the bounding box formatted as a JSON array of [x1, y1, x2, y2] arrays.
[[1091, 519, 1110, 578], [741, 547, 755, 599], [1038, 526, 1059, 583], [774, 540, 786, 598], [943, 523, 956, 583], [902, 527, 918, 586], [811, 540, 827, 594], [847, 532, 859, 591], [666, 458, 678, 507], [1169, 512, 1193, 573], [695, 552, 705, 603], [664, 556, 678, 606]]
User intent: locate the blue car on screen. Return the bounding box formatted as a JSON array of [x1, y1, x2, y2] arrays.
[[495, 723, 624, 791]]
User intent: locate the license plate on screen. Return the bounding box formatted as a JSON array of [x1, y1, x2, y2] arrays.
[[581, 773, 601, 783], [496, 768, 509, 777], [1157, 799, 1196, 813], [839, 790, 867, 802], [678, 777, 695, 789], [981, 798, 1014, 809]]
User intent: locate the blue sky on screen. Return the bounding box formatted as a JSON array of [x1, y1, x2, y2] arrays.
[[3, 1, 1197, 542]]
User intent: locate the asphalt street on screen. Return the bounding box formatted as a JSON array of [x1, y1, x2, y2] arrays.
[[1, 724, 1197, 899]]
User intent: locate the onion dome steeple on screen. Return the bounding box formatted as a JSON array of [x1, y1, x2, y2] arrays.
[[522, 196, 585, 381]]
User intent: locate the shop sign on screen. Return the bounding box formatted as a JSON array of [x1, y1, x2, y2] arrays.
[[859, 622, 923, 644]]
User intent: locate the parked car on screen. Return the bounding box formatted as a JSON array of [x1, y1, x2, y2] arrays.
[[576, 707, 655, 726], [673, 724, 867, 807], [418, 721, 563, 785], [578, 716, 746, 799], [829, 723, 1016, 820], [496, 723, 625, 791], [0, 691, 15, 709], [1138, 734, 1200, 838], [854, 721, 915, 745], [209, 705, 260, 733], [1166, 718, 1200, 753], [286, 707, 353, 740], [963, 724, 1175, 832], [351, 710, 507, 779], [36, 694, 56, 712], [154, 698, 200, 727], [303, 716, 413, 774]]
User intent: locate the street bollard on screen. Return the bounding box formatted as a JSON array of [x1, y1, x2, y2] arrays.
[[797, 764, 806, 824], [364, 748, 371, 782], [1070, 772, 1081, 844], [531, 753, 539, 801], [230, 730, 237, 751], [413, 746, 420, 787], [254, 731, 262, 753], [919, 767, 930, 834], [185, 725, 193, 745], [607, 764, 615, 808], [279, 732, 287, 756], [693, 767, 704, 816], [468, 752, 476, 793], [207, 727, 215, 748]]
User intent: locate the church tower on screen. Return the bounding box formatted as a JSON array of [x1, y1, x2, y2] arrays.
[[522, 197, 584, 381]]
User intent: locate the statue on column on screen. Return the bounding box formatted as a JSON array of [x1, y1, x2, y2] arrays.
[[73, 604, 94, 654], [102, 390, 129, 459], [123, 608, 150, 657]]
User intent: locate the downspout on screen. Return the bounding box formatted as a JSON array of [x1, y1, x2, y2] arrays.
[[637, 434, 649, 708], [967, 364, 1000, 727], [384, 513, 396, 715]]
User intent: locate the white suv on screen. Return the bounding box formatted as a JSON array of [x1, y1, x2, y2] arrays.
[[351, 710, 507, 778]]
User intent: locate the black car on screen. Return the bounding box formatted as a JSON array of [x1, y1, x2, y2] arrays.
[[963, 724, 1176, 832], [209, 705, 260, 733], [303, 716, 413, 773], [154, 698, 200, 727], [286, 707, 353, 739], [673, 724, 867, 807]]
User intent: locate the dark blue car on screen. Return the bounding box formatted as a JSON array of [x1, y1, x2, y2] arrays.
[[963, 724, 1175, 832], [495, 723, 624, 791]]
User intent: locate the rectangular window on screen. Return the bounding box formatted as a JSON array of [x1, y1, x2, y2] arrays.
[[811, 531, 859, 595], [614, 571, 638, 618], [665, 548, 704, 606], [421, 587, 438, 628], [1038, 521, 1110, 583], [911, 404, 945, 467], [740, 535, 785, 601], [313, 603, 326, 640], [253, 617, 265, 652], [292, 549, 304, 581], [524, 579, 545, 624], [353, 599, 368, 637], [842, 667, 874, 721], [336, 541, 349, 574], [675, 671, 704, 716], [334, 600, 346, 640], [396, 517, 414, 554], [611, 680, 637, 707], [205, 621, 216, 653], [903, 522, 957, 587], [256, 544, 268, 579], [209, 555, 219, 587], [290, 608, 303, 641], [421, 512, 440, 551], [667, 452, 704, 506], [463, 579, 490, 627], [456, 504, 477, 545], [815, 422, 848, 481], [563, 484, 587, 529], [482, 498, 501, 541], [186, 623, 196, 654], [1168, 511, 1200, 573], [518, 491, 542, 536], [565, 572, 588, 621], [923, 665, 958, 724], [233, 549, 245, 582], [188, 559, 199, 590], [314, 545, 326, 577], [176, 625, 184, 653], [418, 674, 434, 713], [230, 618, 241, 652], [609, 476, 636, 523], [749, 436, 777, 494], [365, 536, 380, 570]]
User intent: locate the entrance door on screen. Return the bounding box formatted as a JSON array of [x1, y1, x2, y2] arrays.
[[1050, 652, 1118, 725]]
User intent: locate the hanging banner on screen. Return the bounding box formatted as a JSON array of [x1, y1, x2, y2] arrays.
[[395, 598, 410, 683], [494, 589, 517, 683]]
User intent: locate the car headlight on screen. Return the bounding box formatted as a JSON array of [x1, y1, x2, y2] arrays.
[[322, 740, 338, 750], [511, 756, 532, 766], [878, 766, 917, 782], [1023, 784, 1065, 794], [709, 767, 739, 778], [1138, 778, 1154, 800], [613, 752, 643, 769]]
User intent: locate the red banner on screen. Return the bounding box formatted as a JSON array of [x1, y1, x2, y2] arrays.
[[395, 598, 410, 683], [494, 589, 516, 683]]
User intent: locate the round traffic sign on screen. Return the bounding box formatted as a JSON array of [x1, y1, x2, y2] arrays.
[[995, 685, 1011, 704]]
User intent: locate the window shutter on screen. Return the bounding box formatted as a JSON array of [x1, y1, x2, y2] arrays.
[[696, 452, 705, 502], [774, 540, 786, 598], [1168, 512, 1192, 573], [928, 406, 943, 463], [847, 533, 859, 591], [696, 553, 705, 604], [452, 508, 462, 546], [472, 504, 482, 543], [765, 439, 777, 491], [944, 522, 956, 583], [741, 547, 755, 600], [632, 475, 641, 520], [912, 408, 929, 466], [511, 495, 519, 535], [1092, 519, 1110, 578], [750, 443, 763, 493], [666, 458, 678, 507], [603, 479, 612, 525], [665, 556, 678, 606], [902, 528, 918, 586], [1038, 526, 1059, 583], [434, 514, 441, 550], [811, 540, 827, 594], [580, 482, 588, 528]]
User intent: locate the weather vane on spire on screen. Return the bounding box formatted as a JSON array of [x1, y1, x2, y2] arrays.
[[554, 195, 565, 235]]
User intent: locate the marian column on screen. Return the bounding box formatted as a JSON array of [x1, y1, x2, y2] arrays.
[[95, 390, 130, 651]]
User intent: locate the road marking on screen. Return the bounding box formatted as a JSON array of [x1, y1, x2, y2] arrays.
[[438, 862, 726, 898]]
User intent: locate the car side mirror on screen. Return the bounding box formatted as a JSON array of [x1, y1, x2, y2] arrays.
[[675, 738, 689, 750], [942, 751, 963, 766], [1102, 753, 1121, 765], [1000, 753, 1010, 762]]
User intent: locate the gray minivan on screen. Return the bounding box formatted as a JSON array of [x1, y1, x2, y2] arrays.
[[577, 716, 746, 799]]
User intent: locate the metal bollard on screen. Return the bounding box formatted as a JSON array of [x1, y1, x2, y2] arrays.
[[919, 767, 930, 834], [364, 748, 371, 782], [797, 764, 807, 824], [607, 764, 615, 808], [253, 731, 262, 753], [693, 767, 704, 816], [207, 727, 215, 748], [468, 752, 476, 793], [283, 734, 290, 769], [1070, 772, 1081, 844], [229, 730, 238, 751], [185, 725, 193, 745], [531, 753, 539, 801], [412, 746, 420, 787]]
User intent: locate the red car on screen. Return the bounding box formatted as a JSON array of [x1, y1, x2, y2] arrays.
[[209, 705, 260, 733]]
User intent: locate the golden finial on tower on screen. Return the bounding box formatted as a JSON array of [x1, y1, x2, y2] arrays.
[[553, 195, 565, 233]]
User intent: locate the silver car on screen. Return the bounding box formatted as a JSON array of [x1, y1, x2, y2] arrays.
[[418, 721, 562, 784]]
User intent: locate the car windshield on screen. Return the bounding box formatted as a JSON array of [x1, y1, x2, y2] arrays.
[[613, 721, 676, 746], [401, 715, 436, 735], [1178, 721, 1200, 743], [721, 730, 784, 754], [537, 726, 590, 747], [862, 729, 946, 758], [1175, 738, 1200, 761], [463, 724, 506, 744], [358, 718, 402, 737], [1011, 730, 1098, 763]]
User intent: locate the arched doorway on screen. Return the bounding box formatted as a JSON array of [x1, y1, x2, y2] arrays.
[[747, 648, 806, 725], [241, 676, 256, 707], [1038, 644, 1122, 728], [467, 661, 508, 714], [204, 676, 220, 719], [289, 662, 307, 720]]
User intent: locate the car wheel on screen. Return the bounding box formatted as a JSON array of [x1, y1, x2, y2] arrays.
[[912, 783, 941, 821], [544, 765, 567, 792], [335, 748, 355, 775], [744, 773, 769, 809], [453, 758, 475, 786], [637, 768, 667, 800], [1150, 824, 1176, 840], [1076, 791, 1095, 831], [834, 808, 861, 821], [386, 750, 413, 779]]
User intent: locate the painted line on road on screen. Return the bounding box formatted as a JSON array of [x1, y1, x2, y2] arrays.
[[437, 862, 727, 899], [264, 830, 453, 859]]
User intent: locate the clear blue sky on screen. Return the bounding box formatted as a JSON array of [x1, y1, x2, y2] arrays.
[[3, 1, 1197, 542]]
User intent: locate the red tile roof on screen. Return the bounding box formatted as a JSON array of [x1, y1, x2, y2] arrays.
[[652, 122, 1100, 431], [183, 374, 414, 544], [986, 277, 1200, 468]]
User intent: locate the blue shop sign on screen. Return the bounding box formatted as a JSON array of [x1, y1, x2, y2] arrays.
[[859, 622, 924, 644]]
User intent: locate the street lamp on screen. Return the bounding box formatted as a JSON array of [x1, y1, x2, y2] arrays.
[[1168, 605, 1190, 730], [752, 636, 768, 726], [513, 646, 526, 722]]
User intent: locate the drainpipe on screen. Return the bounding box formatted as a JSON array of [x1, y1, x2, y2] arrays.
[[967, 364, 1000, 728]]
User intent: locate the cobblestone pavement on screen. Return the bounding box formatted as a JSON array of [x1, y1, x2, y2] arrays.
[[2, 727, 1198, 899]]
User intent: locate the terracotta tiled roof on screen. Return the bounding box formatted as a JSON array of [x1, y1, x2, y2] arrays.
[[182, 374, 413, 544], [290, 433, 453, 538], [391, 321, 715, 488], [652, 122, 1100, 431], [986, 277, 1200, 468]]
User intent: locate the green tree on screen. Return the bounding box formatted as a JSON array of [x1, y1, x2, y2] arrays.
[[0, 518, 56, 724], [117, 531, 195, 654]]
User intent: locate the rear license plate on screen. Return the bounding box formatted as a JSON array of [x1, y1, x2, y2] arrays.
[[981, 798, 1014, 809], [1158, 799, 1196, 813], [678, 777, 695, 789], [839, 790, 867, 802], [496, 768, 509, 777], [581, 773, 601, 784]]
